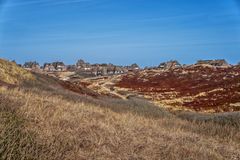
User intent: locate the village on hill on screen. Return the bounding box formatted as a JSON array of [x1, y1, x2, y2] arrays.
[[4, 57, 238, 113], [18, 59, 140, 77], [15, 59, 238, 77]]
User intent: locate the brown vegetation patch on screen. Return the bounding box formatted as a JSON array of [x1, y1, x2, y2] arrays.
[[0, 80, 17, 89], [59, 81, 100, 97], [117, 66, 240, 112]]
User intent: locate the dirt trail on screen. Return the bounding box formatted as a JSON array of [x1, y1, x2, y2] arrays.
[[82, 75, 128, 99]]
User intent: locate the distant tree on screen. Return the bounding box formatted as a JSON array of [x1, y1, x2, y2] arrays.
[[11, 60, 16, 64], [67, 65, 77, 71], [76, 59, 85, 67], [23, 61, 39, 68], [52, 62, 65, 69], [131, 63, 139, 69], [101, 63, 108, 67]]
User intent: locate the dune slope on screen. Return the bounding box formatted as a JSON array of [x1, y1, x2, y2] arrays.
[[0, 59, 239, 160]]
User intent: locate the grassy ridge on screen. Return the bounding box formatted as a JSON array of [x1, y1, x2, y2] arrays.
[[0, 86, 239, 159], [0, 59, 34, 85]]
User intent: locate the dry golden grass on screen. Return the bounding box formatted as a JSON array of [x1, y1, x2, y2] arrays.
[[0, 59, 35, 85], [0, 59, 239, 160], [0, 85, 240, 160]]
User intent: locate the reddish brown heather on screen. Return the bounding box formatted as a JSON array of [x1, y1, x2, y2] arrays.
[[117, 66, 240, 112]]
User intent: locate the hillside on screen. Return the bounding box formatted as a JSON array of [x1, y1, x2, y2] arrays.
[[0, 59, 35, 85], [117, 65, 240, 112], [0, 59, 240, 159]]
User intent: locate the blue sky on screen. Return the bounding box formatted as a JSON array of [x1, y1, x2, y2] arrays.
[[0, 0, 240, 66]]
